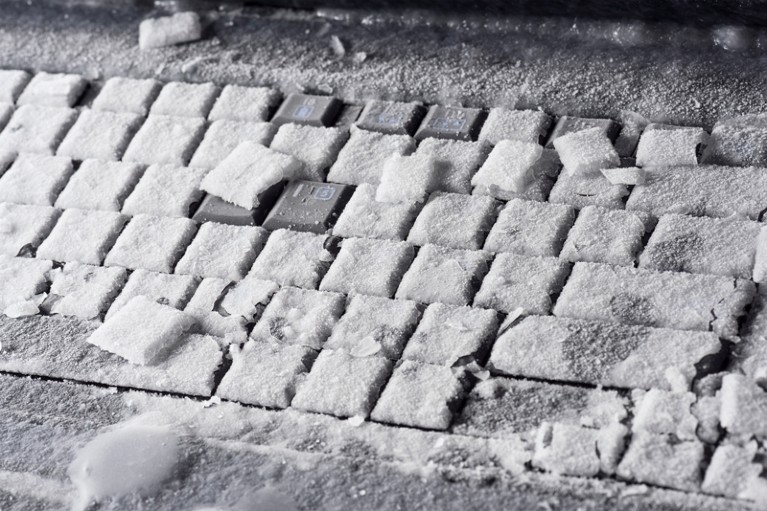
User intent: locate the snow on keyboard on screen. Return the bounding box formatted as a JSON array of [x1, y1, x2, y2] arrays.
[[3, 69, 767, 502]]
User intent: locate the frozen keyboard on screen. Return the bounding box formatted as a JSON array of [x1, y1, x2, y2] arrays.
[[4, 69, 767, 505]]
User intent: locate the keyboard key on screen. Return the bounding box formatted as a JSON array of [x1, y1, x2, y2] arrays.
[[0, 203, 59, 257], [626, 164, 767, 220], [208, 84, 281, 123], [548, 171, 628, 210], [105, 215, 196, 274], [0, 69, 30, 104], [331, 183, 421, 241], [17, 72, 87, 108], [483, 198, 575, 257], [189, 120, 276, 169], [269, 124, 349, 181], [560, 206, 651, 266], [333, 104, 363, 129], [0, 104, 78, 155], [327, 126, 415, 186], [617, 433, 704, 492], [0, 153, 73, 206], [406, 192, 498, 250], [401, 303, 498, 366], [371, 360, 469, 430], [478, 108, 551, 145], [319, 237, 414, 297], [271, 93, 342, 127], [191, 191, 282, 227], [216, 341, 316, 408], [376, 153, 440, 204], [123, 115, 206, 166], [250, 287, 344, 349], [553, 127, 620, 176], [249, 229, 330, 289], [488, 315, 722, 390], [55, 160, 143, 212], [632, 388, 698, 440], [216, 277, 279, 324], [415, 105, 484, 141], [262, 180, 353, 234], [56, 109, 142, 161], [545, 115, 620, 148], [416, 138, 489, 194], [534, 422, 627, 477], [149, 81, 219, 118], [37, 209, 127, 266], [292, 349, 393, 418], [473, 148, 560, 202], [702, 115, 767, 167], [139, 11, 202, 49], [46, 262, 127, 320], [553, 261, 754, 339], [640, 213, 761, 278], [355, 100, 425, 136], [324, 294, 420, 360], [106, 269, 197, 319], [0, 255, 53, 312], [91, 77, 161, 116], [635, 126, 708, 167], [122, 164, 207, 218]]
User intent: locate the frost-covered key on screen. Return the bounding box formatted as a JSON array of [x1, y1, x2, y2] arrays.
[[415, 138, 489, 194], [208, 85, 280, 123], [0, 69, 30, 104], [55, 160, 143, 212], [106, 269, 197, 319], [0, 153, 72, 206], [471, 140, 542, 196], [150, 81, 218, 118], [189, 120, 275, 169], [37, 209, 127, 265], [489, 315, 722, 390], [0, 104, 77, 155], [56, 110, 142, 161], [545, 116, 619, 147], [484, 198, 574, 257], [635, 125, 709, 167], [46, 263, 127, 320], [91, 77, 161, 116], [249, 229, 331, 289], [376, 153, 440, 203], [332, 184, 421, 241], [122, 164, 207, 218], [327, 126, 415, 186], [0, 255, 52, 313], [139, 12, 202, 49], [0, 203, 59, 256], [269, 124, 348, 181], [478, 108, 551, 145], [548, 169, 628, 210], [702, 115, 767, 167], [640, 213, 761, 278], [407, 192, 497, 250], [105, 215, 196, 273], [553, 127, 620, 176], [17, 72, 87, 108], [553, 261, 754, 339], [122, 115, 206, 166]]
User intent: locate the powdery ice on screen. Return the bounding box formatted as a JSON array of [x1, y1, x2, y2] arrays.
[[0, 104, 77, 154], [0, 153, 73, 206], [16, 71, 86, 108], [560, 206, 650, 266], [122, 115, 206, 166], [552, 127, 619, 176], [0, 255, 52, 312], [105, 214, 196, 273], [319, 237, 414, 297], [91, 77, 161, 115], [189, 120, 276, 169], [415, 138, 489, 194], [139, 12, 202, 50], [56, 109, 142, 161], [47, 262, 127, 320], [105, 269, 197, 319], [478, 108, 551, 145], [55, 159, 144, 212], [249, 229, 331, 289], [36, 208, 127, 265], [332, 183, 421, 241], [635, 126, 709, 167], [269, 124, 348, 181], [327, 126, 415, 186], [200, 142, 301, 209], [483, 198, 575, 257], [0, 202, 59, 256], [208, 85, 280, 123], [407, 192, 497, 250], [375, 153, 440, 203]]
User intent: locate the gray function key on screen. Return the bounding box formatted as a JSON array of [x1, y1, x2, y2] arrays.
[[415, 105, 484, 141], [262, 180, 354, 234], [545, 115, 620, 148], [356, 100, 425, 135], [192, 185, 283, 226], [271, 93, 342, 127]]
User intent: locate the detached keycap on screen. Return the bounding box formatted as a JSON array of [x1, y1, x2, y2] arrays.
[[545, 115, 620, 148], [192, 186, 283, 226], [262, 180, 353, 233], [271, 93, 342, 127], [356, 100, 425, 136], [415, 105, 484, 141]]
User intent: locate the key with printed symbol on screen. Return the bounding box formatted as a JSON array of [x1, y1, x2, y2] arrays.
[[356, 100, 425, 135], [262, 180, 354, 233], [271, 93, 342, 127], [415, 105, 485, 141]]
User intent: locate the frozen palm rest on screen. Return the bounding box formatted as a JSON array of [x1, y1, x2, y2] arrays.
[[139, 12, 202, 50]]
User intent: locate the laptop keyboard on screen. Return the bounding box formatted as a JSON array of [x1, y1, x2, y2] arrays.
[[2, 69, 767, 502]]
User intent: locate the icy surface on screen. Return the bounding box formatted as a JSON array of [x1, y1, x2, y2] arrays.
[[48, 262, 127, 320], [635, 127, 708, 167], [471, 140, 543, 196], [175, 222, 266, 281], [483, 198, 574, 257], [632, 389, 698, 440], [0, 202, 59, 256], [250, 287, 345, 349], [0, 255, 52, 312], [560, 206, 649, 266], [249, 229, 330, 289], [416, 138, 489, 194], [474, 253, 570, 315], [478, 108, 551, 145], [37, 208, 127, 265], [553, 127, 619, 176], [376, 153, 440, 203], [0, 69, 29, 104], [105, 214, 196, 273], [16, 71, 86, 108], [332, 183, 421, 241], [319, 237, 414, 297], [396, 244, 489, 306], [56, 109, 142, 161], [269, 124, 348, 181], [293, 348, 393, 418], [200, 142, 300, 209], [617, 433, 705, 492], [554, 261, 754, 339], [0, 104, 75, 154], [150, 81, 218, 118], [325, 294, 420, 360], [401, 303, 498, 366], [209, 84, 280, 123], [327, 126, 415, 186], [91, 77, 161, 116], [0, 152, 73, 206], [122, 163, 207, 218], [190, 120, 276, 169], [88, 295, 195, 365], [139, 12, 202, 50], [122, 115, 206, 166], [407, 192, 497, 250], [106, 269, 197, 319], [489, 315, 722, 390], [55, 159, 144, 212]]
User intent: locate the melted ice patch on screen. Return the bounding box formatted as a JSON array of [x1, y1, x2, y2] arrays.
[[69, 420, 180, 509]]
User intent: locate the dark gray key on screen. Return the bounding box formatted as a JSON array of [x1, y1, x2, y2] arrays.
[[271, 93, 342, 127], [414, 105, 485, 141], [262, 180, 354, 234], [192, 185, 283, 226], [545, 116, 620, 147], [334, 104, 364, 129], [356, 100, 425, 135]]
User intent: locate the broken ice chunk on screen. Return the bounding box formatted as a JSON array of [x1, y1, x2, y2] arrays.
[[139, 12, 202, 50], [553, 127, 619, 176], [635, 126, 709, 167], [376, 153, 440, 203], [601, 166, 646, 186], [471, 139, 543, 194], [631, 388, 698, 440], [88, 296, 195, 365], [200, 142, 301, 209]]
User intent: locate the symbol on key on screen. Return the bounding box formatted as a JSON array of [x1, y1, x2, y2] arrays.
[[271, 93, 342, 127], [312, 185, 337, 201], [293, 104, 315, 119], [262, 180, 354, 233]]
